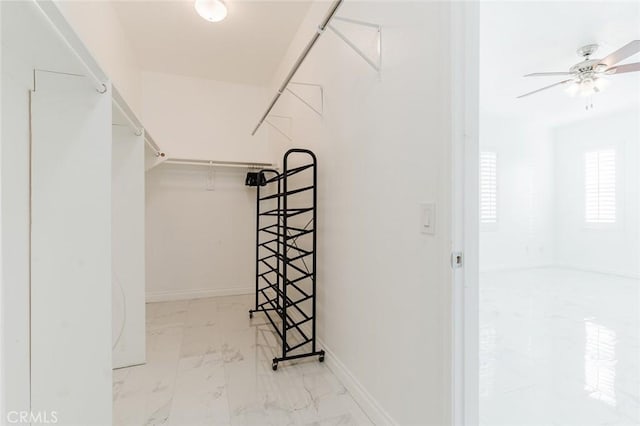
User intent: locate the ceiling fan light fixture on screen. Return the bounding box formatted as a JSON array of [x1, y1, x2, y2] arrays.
[[565, 82, 580, 97], [581, 78, 596, 96], [518, 40, 640, 99], [566, 77, 609, 98], [194, 0, 227, 23], [564, 76, 610, 98]]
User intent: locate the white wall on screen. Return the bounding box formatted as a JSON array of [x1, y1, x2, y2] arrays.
[[55, 3, 274, 306], [141, 72, 273, 301], [1, 21, 32, 423], [31, 70, 112, 426], [141, 71, 272, 163], [55, 0, 142, 116], [112, 125, 146, 368], [478, 108, 639, 278], [479, 115, 555, 271], [0, 3, 3, 418], [554, 108, 640, 278], [1, 1, 100, 418], [145, 165, 256, 301], [266, 2, 453, 424]]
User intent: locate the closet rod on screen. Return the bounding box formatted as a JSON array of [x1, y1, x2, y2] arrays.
[[114, 100, 142, 135], [34, 1, 108, 94], [113, 87, 143, 136], [144, 132, 166, 158], [164, 158, 275, 169], [251, 0, 343, 136]]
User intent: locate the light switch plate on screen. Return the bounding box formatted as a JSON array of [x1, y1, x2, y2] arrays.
[[421, 203, 436, 235]]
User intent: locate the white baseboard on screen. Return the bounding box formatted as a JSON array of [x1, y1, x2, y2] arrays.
[[479, 264, 555, 273], [318, 338, 396, 426], [480, 265, 640, 280], [146, 287, 253, 303], [552, 264, 640, 280]]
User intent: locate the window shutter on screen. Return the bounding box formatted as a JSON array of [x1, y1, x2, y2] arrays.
[[480, 151, 498, 224], [585, 150, 616, 224]]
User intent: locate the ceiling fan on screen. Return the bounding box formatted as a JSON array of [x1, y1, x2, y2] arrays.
[[517, 40, 640, 99]]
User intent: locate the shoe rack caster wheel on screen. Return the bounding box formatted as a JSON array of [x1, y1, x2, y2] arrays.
[[249, 311, 253, 319], [319, 352, 325, 362], [272, 360, 278, 371]]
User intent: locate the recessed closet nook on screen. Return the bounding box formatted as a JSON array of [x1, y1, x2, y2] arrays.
[[2, 1, 456, 425]]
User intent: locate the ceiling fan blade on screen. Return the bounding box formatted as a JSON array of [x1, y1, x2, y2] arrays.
[[607, 62, 640, 75], [601, 40, 640, 67], [516, 79, 573, 99], [524, 72, 572, 77]]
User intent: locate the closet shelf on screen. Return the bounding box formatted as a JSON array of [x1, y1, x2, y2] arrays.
[[260, 245, 313, 263], [259, 238, 313, 256], [259, 207, 313, 218], [256, 286, 313, 335], [259, 224, 315, 238], [257, 275, 312, 306], [261, 228, 314, 240], [258, 259, 313, 287], [258, 267, 313, 288], [164, 158, 275, 169], [256, 302, 313, 354], [259, 185, 315, 201], [251, 0, 384, 137], [263, 164, 314, 183]]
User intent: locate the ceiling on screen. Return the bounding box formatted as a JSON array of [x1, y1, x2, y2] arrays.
[[112, 0, 313, 85], [480, 1, 640, 126]]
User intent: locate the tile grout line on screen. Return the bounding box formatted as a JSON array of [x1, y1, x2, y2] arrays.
[[218, 297, 236, 425], [162, 300, 190, 425]]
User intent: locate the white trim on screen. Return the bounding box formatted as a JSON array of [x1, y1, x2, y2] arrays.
[[552, 264, 640, 280], [317, 338, 397, 426], [480, 265, 554, 273], [451, 1, 480, 425], [0, 6, 4, 423], [146, 287, 253, 303], [480, 265, 640, 280]]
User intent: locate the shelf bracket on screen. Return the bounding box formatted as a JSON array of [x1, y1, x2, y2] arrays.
[[285, 82, 324, 116], [206, 161, 216, 191], [265, 115, 293, 141], [328, 16, 382, 72]]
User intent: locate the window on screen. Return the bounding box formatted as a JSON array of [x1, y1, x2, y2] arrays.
[[585, 149, 616, 224], [480, 151, 497, 224]]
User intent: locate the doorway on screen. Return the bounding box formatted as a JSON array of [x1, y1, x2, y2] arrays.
[[471, 2, 640, 425]]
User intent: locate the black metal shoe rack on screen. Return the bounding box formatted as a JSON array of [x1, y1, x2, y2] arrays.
[[249, 149, 324, 371]]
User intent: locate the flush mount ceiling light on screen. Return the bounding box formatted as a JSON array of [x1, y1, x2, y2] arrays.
[[517, 40, 640, 99], [194, 0, 227, 23]]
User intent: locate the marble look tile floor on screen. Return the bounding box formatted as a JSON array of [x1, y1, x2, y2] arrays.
[[113, 294, 372, 426], [480, 268, 640, 426]]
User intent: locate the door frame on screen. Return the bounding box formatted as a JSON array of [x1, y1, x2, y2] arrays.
[[450, 1, 480, 425]]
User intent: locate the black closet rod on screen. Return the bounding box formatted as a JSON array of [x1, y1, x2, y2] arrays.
[[250, 0, 343, 136]]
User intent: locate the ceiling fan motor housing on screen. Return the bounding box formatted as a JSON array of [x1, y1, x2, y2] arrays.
[[570, 59, 608, 79]]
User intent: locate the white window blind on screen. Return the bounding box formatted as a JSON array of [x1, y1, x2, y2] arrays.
[[585, 149, 616, 224], [480, 151, 497, 224]]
